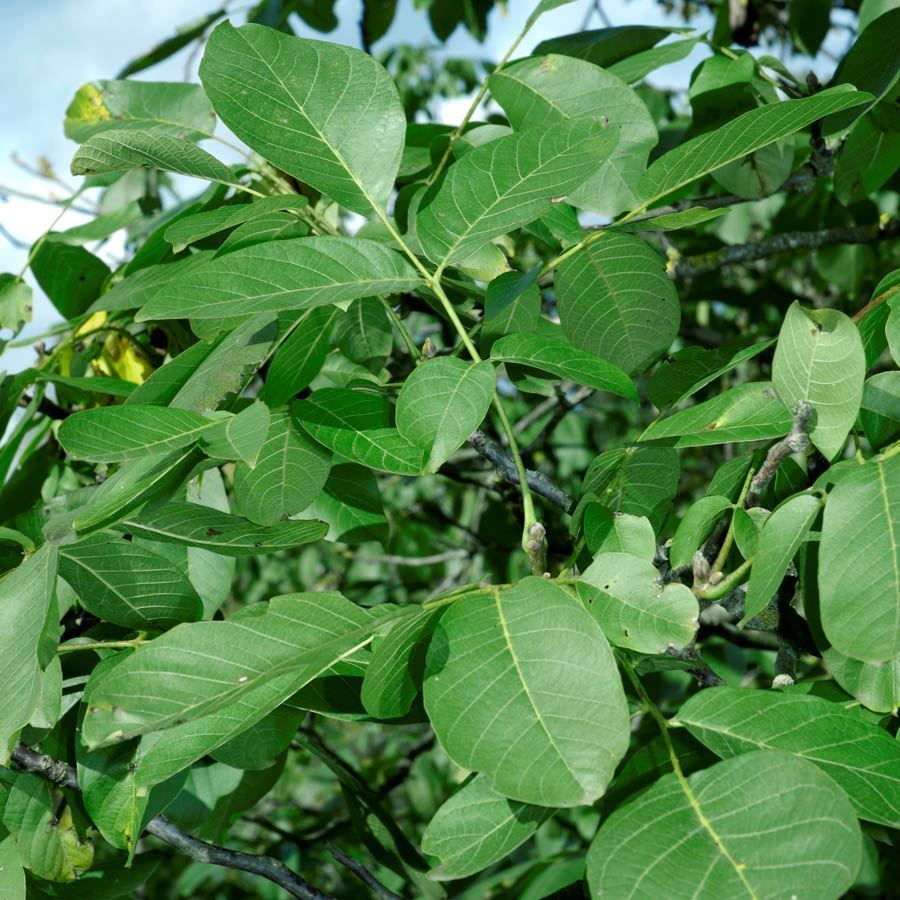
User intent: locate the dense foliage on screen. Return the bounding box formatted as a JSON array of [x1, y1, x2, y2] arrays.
[[1, 0, 899, 897]]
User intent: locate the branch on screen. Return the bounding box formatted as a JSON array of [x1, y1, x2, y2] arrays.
[[467, 429, 575, 514], [10, 744, 333, 900], [671, 220, 900, 279], [328, 846, 402, 900], [743, 400, 813, 508]]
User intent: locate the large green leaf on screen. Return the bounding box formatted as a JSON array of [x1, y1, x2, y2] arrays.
[[60, 535, 203, 629], [640, 382, 792, 447], [534, 26, 674, 68], [294, 388, 425, 475], [136, 237, 421, 321], [0, 834, 24, 898], [581, 446, 680, 527], [677, 687, 900, 827], [669, 495, 734, 569], [81, 592, 400, 748], [587, 750, 861, 899], [200, 22, 405, 214], [578, 552, 698, 653], [361, 606, 444, 719], [823, 647, 900, 714], [64, 80, 216, 142], [71, 129, 234, 184], [200, 402, 271, 467], [0, 545, 57, 764], [311, 464, 388, 544], [489, 54, 657, 215], [417, 117, 617, 267], [421, 774, 552, 880], [233, 407, 331, 525], [772, 302, 865, 460], [639, 86, 873, 204], [490, 333, 637, 399], [423, 577, 630, 807], [31, 241, 110, 320], [164, 195, 309, 251], [742, 493, 821, 624], [58, 405, 214, 463], [122, 501, 327, 556], [556, 232, 679, 374], [395, 357, 495, 473], [264, 308, 337, 405], [819, 455, 900, 663]]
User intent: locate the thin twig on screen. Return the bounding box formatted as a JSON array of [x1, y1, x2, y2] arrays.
[[10, 744, 333, 900], [328, 846, 402, 900]]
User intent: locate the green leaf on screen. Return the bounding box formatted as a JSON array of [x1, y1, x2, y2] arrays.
[[362, 606, 444, 719], [578, 553, 698, 653], [640, 86, 873, 204], [0, 275, 32, 334], [677, 687, 900, 827], [264, 308, 337, 405], [122, 501, 328, 556], [772, 303, 865, 460], [164, 196, 309, 252], [72, 448, 202, 535], [310, 463, 388, 544], [116, 9, 225, 78], [31, 241, 110, 320], [233, 407, 331, 525], [480, 269, 541, 353], [136, 237, 421, 321], [615, 205, 730, 234], [588, 751, 861, 899], [525, 0, 578, 27], [534, 26, 675, 68], [556, 232, 679, 374], [60, 535, 203, 629], [607, 37, 699, 84], [64, 80, 216, 143], [421, 774, 552, 880], [860, 372, 900, 448], [185, 469, 235, 618], [333, 299, 393, 369], [58, 405, 214, 463], [0, 834, 24, 899], [81, 592, 399, 748], [0, 771, 93, 881], [647, 339, 775, 409], [91, 252, 215, 314], [819, 455, 900, 663], [823, 647, 900, 714], [46, 202, 143, 247], [490, 54, 657, 215], [200, 22, 405, 214], [294, 388, 425, 475], [417, 117, 618, 267], [395, 357, 495, 472], [581, 446, 680, 527], [216, 209, 310, 254], [0, 545, 57, 764], [640, 382, 791, 447], [71, 130, 234, 184], [490, 333, 637, 399], [423, 577, 630, 807], [669, 495, 733, 569], [742, 493, 821, 624], [200, 402, 271, 467], [582, 505, 656, 561]]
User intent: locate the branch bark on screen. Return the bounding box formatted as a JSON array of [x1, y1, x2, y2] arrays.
[[467, 429, 575, 513], [671, 220, 900, 279], [10, 744, 333, 900]]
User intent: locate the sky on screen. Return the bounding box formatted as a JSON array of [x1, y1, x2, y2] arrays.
[[0, 0, 733, 374]]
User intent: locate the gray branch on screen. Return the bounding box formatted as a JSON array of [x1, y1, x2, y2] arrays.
[[10, 744, 333, 900], [744, 400, 813, 508], [672, 220, 900, 279], [467, 429, 575, 513]]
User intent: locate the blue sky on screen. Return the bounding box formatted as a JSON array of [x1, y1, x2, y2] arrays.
[[0, 0, 717, 372]]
